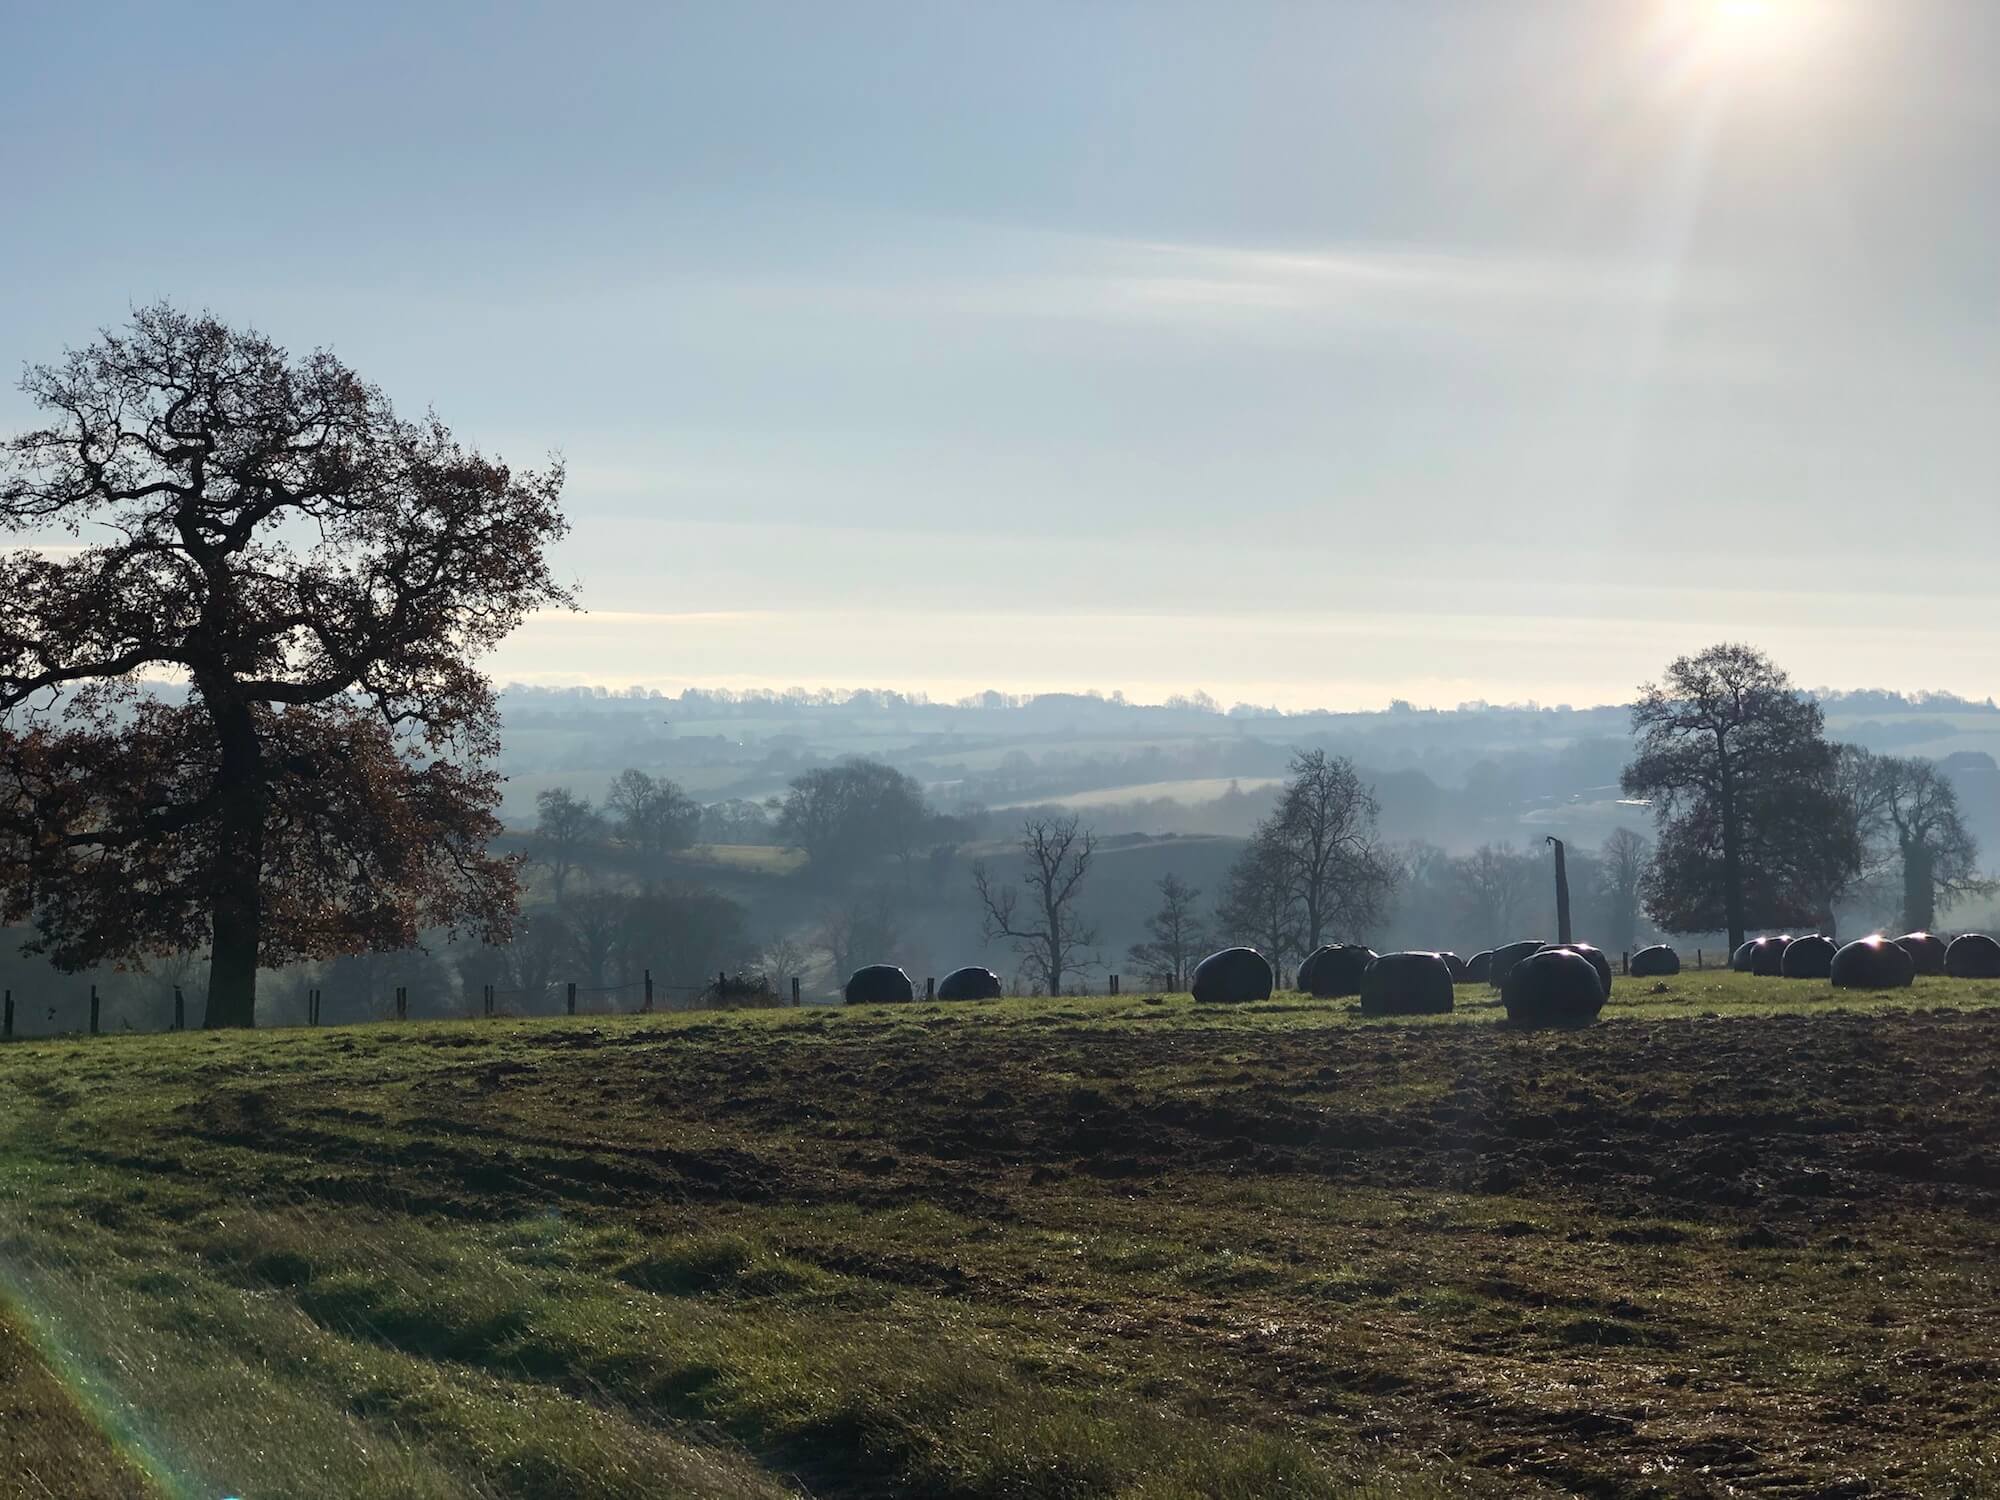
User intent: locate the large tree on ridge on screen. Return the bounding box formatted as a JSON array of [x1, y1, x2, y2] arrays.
[[0, 305, 571, 1027], [1623, 643, 1857, 950]]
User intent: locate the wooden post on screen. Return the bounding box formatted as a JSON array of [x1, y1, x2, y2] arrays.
[[925, 976, 936, 1001], [1110, 973, 1120, 995], [1547, 836, 1573, 946], [1697, 948, 1704, 971], [1621, 951, 1629, 976], [2, 989, 11, 1040], [790, 976, 801, 1006], [174, 986, 185, 1031], [643, 969, 653, 1013], [396, 985, 407, 1020], [566, 982, 577, 1016], [90, 984, 100, 1036]]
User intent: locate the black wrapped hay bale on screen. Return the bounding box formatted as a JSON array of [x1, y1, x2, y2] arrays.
[[1488, 939, 1547, 987], [1297, 944, 1375, 997], [1946, 933, 2000, 979], [1502, 948, 1606, 1028], [1465, 950, 1493, 984], [1437, 951, 1470, 983], [1629, 944, 1679, 978], [1359, 952, 1455, 1017], [1192, 947, 1274, 1005], [1540, 942, 1613, 999], [1731, 942, 1757, 973], [844, 964, 915, 1005], [1829, 937, 1915, 991], [1779, 935, 1836, 980], [1894, 932, 1947, 977], [936, 966, 1003, 1001], [1748, 937, 1791, 978]]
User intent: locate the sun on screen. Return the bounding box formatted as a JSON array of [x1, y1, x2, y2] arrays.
[[1698, 0, 1810, 56]]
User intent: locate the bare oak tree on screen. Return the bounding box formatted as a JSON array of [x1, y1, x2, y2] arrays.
[[0, 305, 570, 1026], [973, 815, 1099, 996], [1126, 873, 1206, 989], [1269, 749, 1395, 948]]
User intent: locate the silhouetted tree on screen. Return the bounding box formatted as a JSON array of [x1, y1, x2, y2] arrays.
[[1265, 749, 1396, 948], [1451, 842, 1540, 948], [816, 886, 903, 991], [1126, 873, 1207, 989], [0, 305, 569, 1026], [1623, 644, 1856, 950], [973, 815, 1099, 996], [1215, 827, 1304, 974], [1850, 750, 1989, 932], [532, 787, 606, 901], [1598, 828, 1650, 954], [606, 769, 699, 874], [778, 759, 932, 878]]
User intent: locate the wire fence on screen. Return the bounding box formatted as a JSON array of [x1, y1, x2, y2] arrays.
[[0, 968, 1144, 1039]]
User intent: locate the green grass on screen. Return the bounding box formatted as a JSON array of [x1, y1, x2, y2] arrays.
[[1, 973, 1998, 1497]]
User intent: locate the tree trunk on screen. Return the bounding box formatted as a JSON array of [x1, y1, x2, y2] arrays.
[[1903, 842, 1936, 934], [1716, 747, 1746, 951], [204, 698, 264, 1029]]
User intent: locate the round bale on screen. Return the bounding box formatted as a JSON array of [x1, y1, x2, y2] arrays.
[[1502, 947, 1606, 1028], [936, 966, 1004, 1001], [1895, 932, 1947, 976], [1748, 936, 1792, 977], [1465, 950, 1494, 984], [1731, 941, 1757, 972], [1437, 951, 1470, 984], [844, 965, 915, 1005], [1489, 939, 1548, 987], [1359, 952, 1456, 1017], [1779, 934, 1836, 979], [1829, 937, 1916, 990], [1629, 944, 1680, 978], [1192, 947, 1275, 1005], [1540, 942, 1614, 999], [1298, 944, 1375, 997], [1946, 933, 2000, 979]]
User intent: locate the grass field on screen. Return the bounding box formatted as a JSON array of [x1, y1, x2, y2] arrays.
[[2, 973, 1997, 1498]]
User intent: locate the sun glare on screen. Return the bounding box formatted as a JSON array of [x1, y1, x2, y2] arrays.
[[1698, 0, 1810, 57]]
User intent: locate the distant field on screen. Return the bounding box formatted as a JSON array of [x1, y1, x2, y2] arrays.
[[2, 976, 1997, 1497], [991, 774, 1283, 810]]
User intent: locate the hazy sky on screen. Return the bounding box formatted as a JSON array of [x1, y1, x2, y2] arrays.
[[4, 1, 1995, 709]]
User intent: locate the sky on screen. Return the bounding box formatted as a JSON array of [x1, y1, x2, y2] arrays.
[[3, 0, 1996, 710]]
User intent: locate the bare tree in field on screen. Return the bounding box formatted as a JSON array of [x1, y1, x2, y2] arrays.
[[1126, 873, 1207, 989], [1451, 842, 1540, 948], [1215, 826, 1305, 974], [1267, 750, 1396, 948], [1599, 827, 1650, 954], [973, 815, 1099, 996], [1848, 750, 1990, 932], [533, 786, 606, 901]]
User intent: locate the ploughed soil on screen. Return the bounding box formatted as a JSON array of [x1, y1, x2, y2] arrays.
[[6, 989, 1999, 1497]]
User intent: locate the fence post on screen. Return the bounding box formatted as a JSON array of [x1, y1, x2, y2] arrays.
[[1697, 948, 1703, 971], [1110, 973, 1121, 995], [791, 976, 801, 1006], [1621, 952, 1629, 976], [2, 989, 10, 1040], [566, 982, 577, 1016], [173, 985, 185, 1031], [643, 969, 653, 1013], [396, 985, 407, 1020], [925, 976, 936, 1001]]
